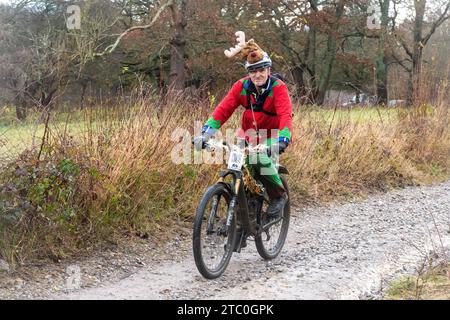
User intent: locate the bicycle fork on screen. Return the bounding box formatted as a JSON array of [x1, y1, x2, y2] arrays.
[[225, 177, 258, 237], [224, 178, 240, 234]]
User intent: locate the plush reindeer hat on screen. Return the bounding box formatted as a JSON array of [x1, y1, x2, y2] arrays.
[[224, 31, 272, 71]]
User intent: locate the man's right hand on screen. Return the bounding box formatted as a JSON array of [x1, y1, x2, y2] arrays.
[[193, 135, 209, 151]]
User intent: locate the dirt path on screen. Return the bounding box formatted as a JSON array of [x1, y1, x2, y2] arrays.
[[44, 180, 450, 300]]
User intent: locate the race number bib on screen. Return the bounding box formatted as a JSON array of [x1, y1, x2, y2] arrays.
[[227, 150, 244, 171]]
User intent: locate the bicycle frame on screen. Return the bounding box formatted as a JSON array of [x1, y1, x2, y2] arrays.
[[204, 139, 287, 252]]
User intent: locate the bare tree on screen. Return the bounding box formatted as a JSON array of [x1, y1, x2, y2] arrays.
[[395, 0, 450, 104], [315, 0, 346, 105], [168, 0, 188, 90], [94, 0, 189, 91], [375, 0, 390, 104]]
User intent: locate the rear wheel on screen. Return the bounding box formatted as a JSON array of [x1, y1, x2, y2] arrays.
[[193, 183, 237, 279], [255, 175, 290, 260]]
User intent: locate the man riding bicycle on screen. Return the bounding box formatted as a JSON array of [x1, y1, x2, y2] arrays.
[[194, 32, 293, 220]]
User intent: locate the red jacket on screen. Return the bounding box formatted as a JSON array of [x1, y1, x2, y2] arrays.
[[203, 76, 293, 144]]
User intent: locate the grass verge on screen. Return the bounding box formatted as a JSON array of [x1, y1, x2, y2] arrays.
[[0, 93, 449, 266]]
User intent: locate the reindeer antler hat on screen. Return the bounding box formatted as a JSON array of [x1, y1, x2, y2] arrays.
[[224, 31, 272, 71]]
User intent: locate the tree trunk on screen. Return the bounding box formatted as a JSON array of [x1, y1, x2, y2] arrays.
[[304, 24, 317, 103], [306, 0, 318, 103], [408, 0, 426, 105], [169, 0, 188, 91], [314, 0, 345, 105], [376, 0, 390, 104], [278, 25, 308, 99], [15, 100, 27, 120], [409, 47, 424, 105], [80, 80, 87, 108], [291, 65, 307, 99]]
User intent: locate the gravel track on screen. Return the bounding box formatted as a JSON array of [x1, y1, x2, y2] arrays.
[[1, 180, 449, 300], [49, 180, 450, 300]]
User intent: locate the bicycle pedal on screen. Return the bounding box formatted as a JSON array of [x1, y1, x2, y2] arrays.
[[233, 238, 247, 252]]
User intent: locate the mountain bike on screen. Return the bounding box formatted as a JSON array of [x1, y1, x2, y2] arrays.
[[192, 139, 290, 279]]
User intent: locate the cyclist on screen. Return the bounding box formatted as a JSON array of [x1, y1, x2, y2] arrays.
[[194, 38, 293, 220]]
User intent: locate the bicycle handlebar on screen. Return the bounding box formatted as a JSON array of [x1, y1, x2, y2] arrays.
[[206, 139, 268, 154]]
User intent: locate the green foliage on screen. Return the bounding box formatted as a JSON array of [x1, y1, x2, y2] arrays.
[[386, 277, 417, 299], [385, 263, 450, 300], [0, 154, 83, 227], [208, 92, 216, 109]]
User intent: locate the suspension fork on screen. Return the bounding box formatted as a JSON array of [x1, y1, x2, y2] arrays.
[[206, 194, 220, 235], [224, 173, 258, 237], [225, 177, 240, 232]]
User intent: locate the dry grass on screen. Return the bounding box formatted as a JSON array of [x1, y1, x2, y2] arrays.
[[286, 102, 450, 203], [0, 88, 449, 265], [385, 261, 450, 300]]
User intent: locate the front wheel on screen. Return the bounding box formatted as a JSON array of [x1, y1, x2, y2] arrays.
[[255, 175, 290, 260], [193, 183, 237, 279]]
